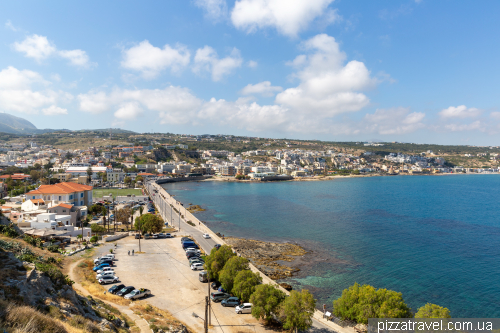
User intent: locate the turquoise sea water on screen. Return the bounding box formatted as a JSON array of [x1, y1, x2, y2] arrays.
[[163, 175, 500, 317]]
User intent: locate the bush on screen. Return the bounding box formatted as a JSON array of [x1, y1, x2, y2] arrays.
[[47, 245, 59, 253], [5, 305, 66, 333], [89, 235, 98, 243], [35, 262, 74, 288], [0, 224, 19, 238]]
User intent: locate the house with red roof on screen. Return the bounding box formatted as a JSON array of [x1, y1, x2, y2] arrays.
[[25, 182, 93, 207]]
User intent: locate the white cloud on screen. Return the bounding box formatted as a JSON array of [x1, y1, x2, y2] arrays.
[[231, 0, 336, 37], [444, 121, 484, 132], [193, 46, 243, 81], [13, 34, 93, 68], [5, 20, 19, 32], [364, 107, 425, 135], [121, 40, 190, 79], [194, 0, 228, 22], [240, 81, 283, 96], [114, 102, 144, 120], [13, 34, 56, 61], [0, 66, 71, 114], [275, 34, 376, 118], [439, 105, 481, 119], [247, 60, 258, 68], [490, 112, 500, 120], [42, 105, 68, 116]]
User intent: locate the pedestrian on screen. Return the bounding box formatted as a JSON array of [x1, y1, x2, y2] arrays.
[[132, 249, 134, 255], [128, 250, 130, 255]]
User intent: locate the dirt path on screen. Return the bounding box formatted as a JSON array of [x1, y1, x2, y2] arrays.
[[68, 259, 151, 333]]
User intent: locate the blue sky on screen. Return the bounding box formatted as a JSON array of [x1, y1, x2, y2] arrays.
[[1, 0, 499, 145]]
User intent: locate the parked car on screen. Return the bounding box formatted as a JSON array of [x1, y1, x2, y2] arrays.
[[182, 242, 198, 250], [210, 292, 230, 303], [189, 259, 205, 267], [217, 287, 227, 293], [96, 267, 114, 275], [116, 286, 135, 297], [93, 263, 110, 271], [108, 284, 125, 294], [144, 233, 151, 239], [152, 234, 158, 239], [135, 234, 142, 239], [181, 237, 193, 243], [221, 297, 240, 307], [93, 254, 114, 264], [95, 259, 113, 267], [124, 288, 151, 300], [165, 233, 172, 238], [235, 303, 252, 314], [157, 233, 165, 238], [202, 233, 210, 239], [98, 276, 119, 285], [187, 252, 201, 259], [211, 282, 220, 290], [214, 244, 221, 250], [191, 263, 204, 271], [96, 271, 116, 280]]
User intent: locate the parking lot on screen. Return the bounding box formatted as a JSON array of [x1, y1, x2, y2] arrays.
[[108, 235, 271, 333]]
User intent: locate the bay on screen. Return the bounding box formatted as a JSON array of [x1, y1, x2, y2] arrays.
[[163, 175, 500, 317]]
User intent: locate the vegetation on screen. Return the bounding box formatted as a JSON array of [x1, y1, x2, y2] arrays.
[[232, 270, 262, 302], [415, 303, 451, 318], [333, 282, 412, 324], [250, 284, 286, 323], [219, 256, 249, 292], [279, 289, 316, 333], [0, 223, 19, 238], [203, 245, 235, 281], [90, 224, 106, 235], [92, 188, 142, 198], [134, 213, 164, 234]]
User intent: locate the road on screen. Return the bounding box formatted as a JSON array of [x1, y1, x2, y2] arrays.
[[144, 181, 341, 333]]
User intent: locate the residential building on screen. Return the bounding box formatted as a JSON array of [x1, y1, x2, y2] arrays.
[[26, 182, 93, 207], [47, 203, 87, 227]]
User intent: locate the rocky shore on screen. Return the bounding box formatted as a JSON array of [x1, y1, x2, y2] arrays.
[[224, 237, 307, 280]]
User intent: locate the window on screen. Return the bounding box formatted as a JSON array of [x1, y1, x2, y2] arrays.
[[32, 196, 35, 199], [80, 193, 83, 198], [62, 210, 66, 213], [69, 195, 73, 200], [59, 196, 61, 201]]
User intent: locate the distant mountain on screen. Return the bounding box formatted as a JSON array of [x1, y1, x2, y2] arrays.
[[0, 112, 38, 134], [76, 128, 137, 134]]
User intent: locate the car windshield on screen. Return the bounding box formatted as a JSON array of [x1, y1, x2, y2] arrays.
[[129, 290, 138, 295]]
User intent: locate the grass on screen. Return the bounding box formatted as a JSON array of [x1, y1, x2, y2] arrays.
[[93, 188, 143, 198], [131, 303, 194, 333], [75, 259, 131, 306]]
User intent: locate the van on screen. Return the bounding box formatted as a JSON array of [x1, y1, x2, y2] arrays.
[[199, 271, 208, 282]]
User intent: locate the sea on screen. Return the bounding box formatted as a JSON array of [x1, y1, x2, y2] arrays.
[[162, 175, 500, 317]]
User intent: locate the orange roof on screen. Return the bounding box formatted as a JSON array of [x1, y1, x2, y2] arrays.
[[31, 199, 45, 204], [50, 203, 73, 209], [26, 182, 92, 195], [0, 174, 30, 180], [137, 173, 155, 176]]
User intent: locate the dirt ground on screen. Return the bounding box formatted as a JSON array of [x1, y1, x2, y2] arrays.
[[111, 235, 277, 333]]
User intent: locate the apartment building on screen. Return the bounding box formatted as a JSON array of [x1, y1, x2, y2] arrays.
[[26, 182, 93, 207]]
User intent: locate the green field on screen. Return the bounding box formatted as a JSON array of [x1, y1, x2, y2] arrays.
[[93, 188, 143, 198]]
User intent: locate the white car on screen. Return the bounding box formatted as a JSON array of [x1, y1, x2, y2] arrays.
[[165, 233, 172, 238], [191, 263, 204, 271], [96, 271, 116, 280], [98, 276, 119, 285], [94, 254, 115, 264], [202, 233, 210, 239], [96, 267, 114, 275], [235, 303, 252, 314]]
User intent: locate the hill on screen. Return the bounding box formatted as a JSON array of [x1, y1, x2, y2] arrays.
[[0, 112, 38, 134]]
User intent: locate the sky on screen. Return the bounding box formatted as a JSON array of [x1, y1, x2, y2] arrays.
[[1, 0, 499, 145]]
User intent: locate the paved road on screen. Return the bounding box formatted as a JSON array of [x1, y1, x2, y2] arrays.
[[145, 181, 338, 333]]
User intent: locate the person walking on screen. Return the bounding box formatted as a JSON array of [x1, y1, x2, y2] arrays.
[[128, 250, 130, 255], [132, 249, 134, 255]]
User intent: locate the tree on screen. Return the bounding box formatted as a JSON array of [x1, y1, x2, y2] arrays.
[[90, 224, 106, 235], [139, 206, 144, 216], [415, 303, 451, 318], [30, 170, 40, 182], [124, 176, 132, 187], [280, 289, 316, 333], [333, 283, 412, 324], [115, 208, 132, 229], [89, 235, 98, 243], [232, 270, 262, 302], [250, 284, 286, 323], [135, 213, 163, 234], [86, 166, 93, 183], [135, 175, 144, 183], [204, 245, 236, 281], [219, 256, 249, 293]]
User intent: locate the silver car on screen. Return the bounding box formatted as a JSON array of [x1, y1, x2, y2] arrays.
[[235, 303, 252, 314]]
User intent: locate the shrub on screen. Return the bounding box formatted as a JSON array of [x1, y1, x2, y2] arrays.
[[89, 235, 98, 243], [6, 305, 67, 333], [0, 224, 19, 238], [47, 245, 60, 253], [47, 257, 57, 264]]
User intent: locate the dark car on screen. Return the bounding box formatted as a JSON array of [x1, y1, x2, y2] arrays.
[[135, 234, 142, 239], [181, 237, 193, 243], [182, 242, 198, 250], [211, 282, 220, 290], [116, 286, 135, 297], [210, 292, 230, 303], [221, 297, 240, 307], [95, 259, 113, 266], [187, 252, 201, 259], [108, 284, 125, 294], [218, 286, 227, 293], [214, 244, 221, 250]]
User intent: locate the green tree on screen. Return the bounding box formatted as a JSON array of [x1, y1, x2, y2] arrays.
[[139, 206, 144, 216], [219, 256, 249, 293], [90, 224, 106, 235], [135, 213, 163, 234], [30, 170, 40, 182], [232, 270, 262, 302], [89, 235, 98, 243], [86, 166, 93, 183], [204, 245, 235, 281], [333, 283, 412, 324], [250, 284, 286, 323], [280, 289, 316, 333], [124, 176, 132, 187], [136, 175, 144, 183], [415, 303, 451, 318]]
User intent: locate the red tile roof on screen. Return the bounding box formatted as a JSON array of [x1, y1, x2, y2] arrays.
[[49, 203, 73, 209], [26, 182, 92, 195]]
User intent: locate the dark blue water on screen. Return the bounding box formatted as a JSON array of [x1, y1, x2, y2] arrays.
[[163, 175, 500, 317]]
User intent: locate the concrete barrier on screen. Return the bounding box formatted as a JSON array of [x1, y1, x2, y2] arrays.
[[104, 233, 129, 242]]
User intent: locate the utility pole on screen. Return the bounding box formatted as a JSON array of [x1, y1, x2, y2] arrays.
[[207, 275, 211, 326], [204, 296, 209, 333]]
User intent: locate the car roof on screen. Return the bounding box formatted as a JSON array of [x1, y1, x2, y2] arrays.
[[242, 303, 252, 306]]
